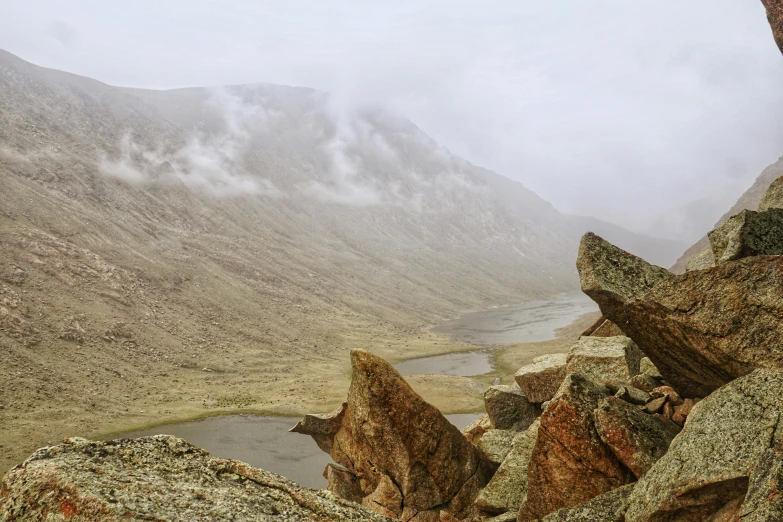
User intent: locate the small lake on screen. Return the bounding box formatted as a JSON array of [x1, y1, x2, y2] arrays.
[[109, 413, 482, 489]]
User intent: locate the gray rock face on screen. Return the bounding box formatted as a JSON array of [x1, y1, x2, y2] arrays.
[[477, 429, 516, 466], [740, 447, 783, 521], [565, 336, 643, 384], [0, 436, 393, 522], [475, 420, 540, 515], [625, 369, 783, 522], [685, 248, 715, 271], [577, 232, 783, 397], [638, 357, 661, 379], [758, 175, 783, 210], [538, 484, 634, 522], [594, 396, 680, 479], [514, 353, 569, 403], [708, 208, 783, 264], [484, 384, 539, 431]]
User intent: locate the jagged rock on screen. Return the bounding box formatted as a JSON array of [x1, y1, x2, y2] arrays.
[[685, 248, 714, 271], [581, 316, 624, 337], [671, 398, 697, 427], [758, 175, 783, 210], [628, 374, 661, 393], [514, 353, 569, 403], [594, 396, 680, 479], [708, 208, 783, 263], [325, 463, 364, 503], [625, 369, 783, 522], [295, 349, 492, 520], [538, 484, 635, 522], [474, 420, 540, 515], [613, 385, 650, 406], [477, 429, 516, 466], [762, 0, 783, 56], [462, 413, 491, 444], [521, 374, 634, 520], [290, 402, 347, 453], [484, 384, 538, 431], [565, 336, 642, 384], [363, 475, 403, 519], [577, 232, 783, 397], [740, 447, 783, 521], [0, 436, 392, 522], [639, 357, 661, 379]]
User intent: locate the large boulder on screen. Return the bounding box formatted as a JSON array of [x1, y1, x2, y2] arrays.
[[520, 374, 634, 520], [740, 447, 783, 521], [625, 369, 783, 522], [762, 0, 783, 56], [514, 353, 569, 403], [565, 336, 643, 384], [684, 248, 714, 272], [538, 484, 635, 522], [474, 420, 540, 515], [594, 396, 680, 478], [293, 349, 492, 520], [0, 436, 393, 522], [477, 429, 516, 466], [484, 384, 538, 431], [577, 232, 783, 397], [708, 208, 783, 264]]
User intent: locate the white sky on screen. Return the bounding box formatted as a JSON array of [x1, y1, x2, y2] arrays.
[[2, 1, 783, 240]]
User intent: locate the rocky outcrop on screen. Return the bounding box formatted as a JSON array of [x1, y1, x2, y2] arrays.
[[741, 447, 783, 521], [474, 420, 540, 515], [763, 0, 783, 56], [477, 430, 516, 466], [594, 396, 680, 478], [484, 385, 538, 431], [758, 175, 783, 210], [577, 232, 783, 397], [293, 349, 492, 521], [708, 208, 783, 263], [565, 336, 642, 385], [684, 248, 714, 271], [514, 353, 568, 403], [538, 484, 634, 522], [625, 369, 783, 522], [290, 403, 347, 453], [521, 374, 634, 520], [0, 436, 392, 522]]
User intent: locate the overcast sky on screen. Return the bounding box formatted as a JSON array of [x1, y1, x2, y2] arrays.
[[2, 1, 783, 240]]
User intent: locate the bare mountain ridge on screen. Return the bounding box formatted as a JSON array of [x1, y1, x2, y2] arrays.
[[0, 48, 681, 472]]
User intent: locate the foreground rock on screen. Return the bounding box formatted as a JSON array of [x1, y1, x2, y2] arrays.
[[0, 436, 392, 522], [514, 353, 568, 403], [293, 349, 492, 520], [708, 208, 783, 263], [625, 369, 783, 521], [565, 336, 642, 385], [520, 374, 634, 520], [484, 384, 538, 431], [577, 232, 783, 397], [538, 484, 634, 522]]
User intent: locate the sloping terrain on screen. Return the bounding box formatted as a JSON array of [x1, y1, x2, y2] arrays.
[[0, 48, 680, 473]]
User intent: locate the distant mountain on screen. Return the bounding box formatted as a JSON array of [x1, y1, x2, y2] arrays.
[[671, 155, 783, 273]]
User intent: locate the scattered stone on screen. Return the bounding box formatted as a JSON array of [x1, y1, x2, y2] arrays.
[[644, 396, 666, 414], [514, 353, 569, 403], [474, 420, 540, 515], [625, 369, 783, 522], [613, 386, 650, 406], [671, 398, 697, 427], [521, 374, 634, 520], [565, 336, 642, 384], [708, 208, 783, 263], [538, 484, 635, 522], [0, 436, 393, 521], [577, 232, 783, 397], [484, 384, 538, 431], [594, 396, 680, 479]]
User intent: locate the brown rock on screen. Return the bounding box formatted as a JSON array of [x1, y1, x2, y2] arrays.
[[363, 475, 404, 518], [565, 336, 642, 384], [762, 0, 783, 56], [0, 436, 393, 522], [581, 316, 624, 337], [708, 208, 783, 264], [740, 447, 783, 521], [295, 349, 492, 520], [671, 398, 697, 427], [290, 402, 347, 453], [484, 384, 538, 431], [613, 386, 650, 406], [324, 463, 364, 503], [521, 374, 634, 519], [644, 396, 666, 414], [628, 374, 661, 393], [595, 396, 680, 479], [461, 413, 491, 444], [514, 353, 569, 403], [577, 232, 783, 397], [537, 484, 635, 522]]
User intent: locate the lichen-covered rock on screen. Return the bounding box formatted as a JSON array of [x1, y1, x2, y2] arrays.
[[474, 420, 540, 515], [477, 429, 516, 466], [638, 357, 661, 379], [685, 248, 714, 272], [514, 353, 568, 403], [521, 374, 634, 520], [758, 175, 783, 210], [577, 232, 783, 397], [613, 385, 650, 406], [294, 349, 492, 520], [538, 484, 635, 522], [625, 369, 783, 522], [762, 0, 783, 56], [594, 396, 680, 479], [0, 436, 393, 522], [740, 447, 783, 521], [484, 384, 538, 431], [708, 208, 783, 264], [565, 336, 642, 384]]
